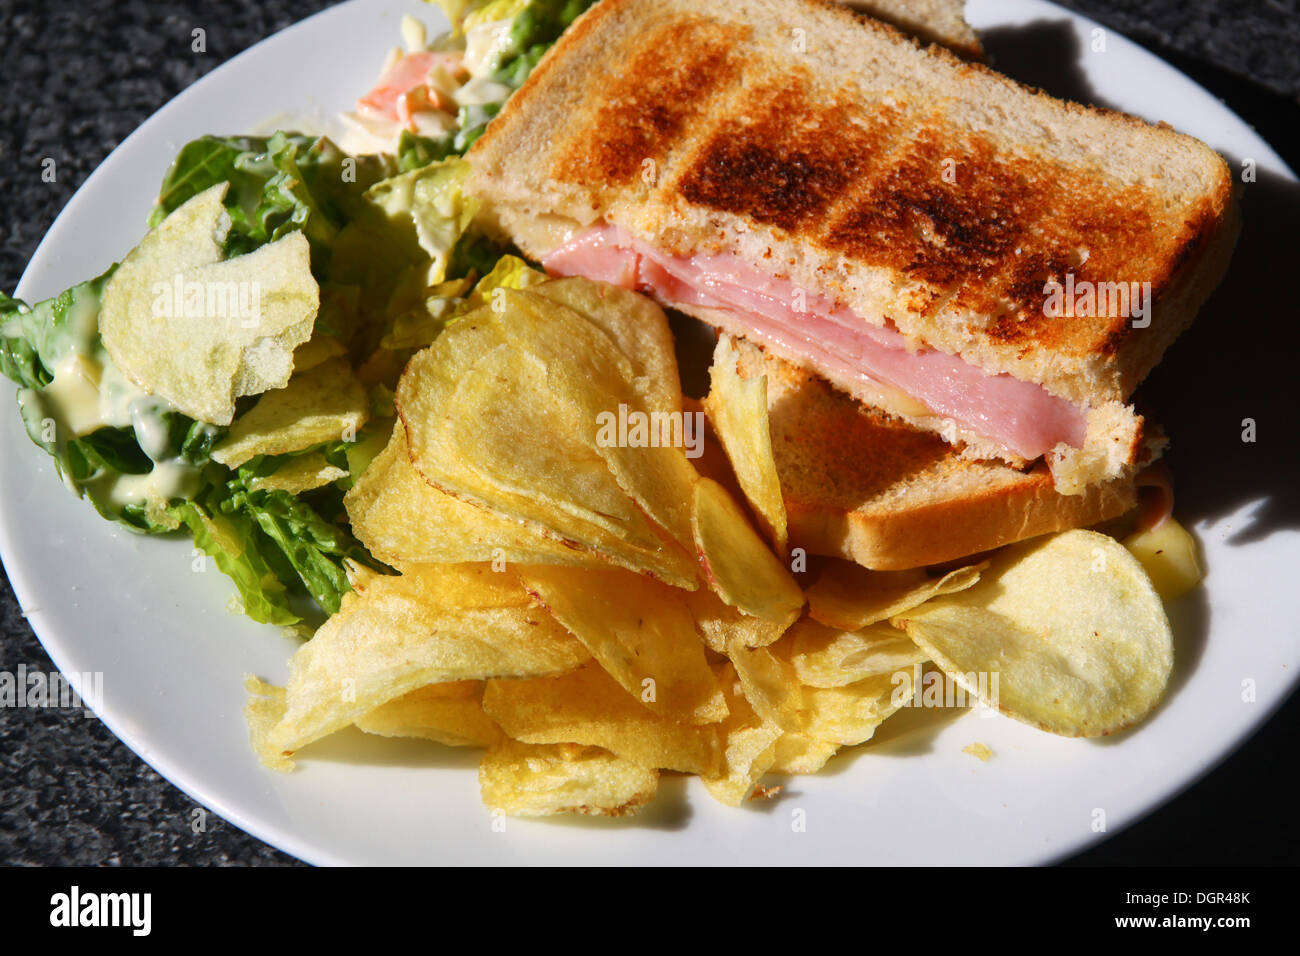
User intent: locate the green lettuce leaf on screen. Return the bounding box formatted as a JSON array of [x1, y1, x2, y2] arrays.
[[220, 464, 386, 617], [171, 498, 302, 626], [396, 129, 455, 172], [151, 133, 397, 273], [490, 0, 597, 88], [1, 269, 223, 532]]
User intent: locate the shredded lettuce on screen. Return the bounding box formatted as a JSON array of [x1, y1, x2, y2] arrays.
[[488, 0, 597, 87], [3, 140, 405, 623], [396, 129, 456, 172], [365, 158, 479, 284], [169, 432, 390, 626], [414, 0, 597, 157]]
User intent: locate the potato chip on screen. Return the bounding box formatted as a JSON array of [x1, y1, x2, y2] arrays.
[[727, 640, 899, 745], [519, 565, 725, 724], [212, 358, 369, 467], [692, 478, 803, 627], [244, 677, 291, 771], [377, 561, 537, 609], [1123, 518, 1203, 602], [355, 681, 502, 747], [138, 181, 231, 267], [530, 277, 683, 416], [344, 557, 383, 592], [700, 663, 782, 806], [101, 184, 319, 425], [807, 560, 985, 632], [494, 288, 699, 550], [684, 585, 791, 654], [397, 302, 697, 586], [405, 342, 647, 539], [782, 618, 928, 688], [963, 743, 994, 762], [479, 740, 658, 817], [769, 732, 841, 775], [249, 452, 347, 495], [380, 275, 476, 351], [798, 674, 902, 746], [246, 564, 589, 768], [345, 427, 613, 569], [703, 334, 788, 555], [482, 662, 719, 774], [892, 530, 1173, 737], [293, 333, 348, 372]]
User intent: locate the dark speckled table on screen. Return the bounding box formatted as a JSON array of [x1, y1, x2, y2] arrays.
[[1, 0, 1298, 867]]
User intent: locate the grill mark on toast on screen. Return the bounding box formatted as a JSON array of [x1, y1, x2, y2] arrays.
[[983, 181, 1164, 350], [674, 77, 903, 234], [823, 127, 1049, 313], [549, 18, 746, 189]]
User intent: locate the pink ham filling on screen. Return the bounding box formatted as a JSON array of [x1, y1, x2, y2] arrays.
[[543, 225, 1088, 460]]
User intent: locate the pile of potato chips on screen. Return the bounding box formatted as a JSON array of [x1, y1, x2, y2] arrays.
[[245, 277, 1183, 816]]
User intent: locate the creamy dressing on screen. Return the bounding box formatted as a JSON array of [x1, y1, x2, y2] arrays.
[[42, 347, 171, 439], [100, 459, 202, 510], [129, 397, 175, 462], [42, 354, 106, 436], [33, 324, 204, 516], [63, 290, 101, 356]]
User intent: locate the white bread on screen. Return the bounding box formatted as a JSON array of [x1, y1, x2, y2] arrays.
[[842, 0, 981, 57]]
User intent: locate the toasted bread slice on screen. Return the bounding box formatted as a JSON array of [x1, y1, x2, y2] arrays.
[[733, 341, 1138, 569], [468, 0, 1238, 488], [844, 0, 982, 58]]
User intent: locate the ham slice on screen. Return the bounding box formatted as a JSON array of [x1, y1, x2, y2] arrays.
[[544, 225, 1088, 460]]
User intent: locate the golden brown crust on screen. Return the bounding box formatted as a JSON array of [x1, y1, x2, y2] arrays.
[[788, 476, 1136, 571]]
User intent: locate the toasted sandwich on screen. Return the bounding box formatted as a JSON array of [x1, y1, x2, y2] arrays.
[[730, 337, 1136, 568], [466, 0, 1240, 496]]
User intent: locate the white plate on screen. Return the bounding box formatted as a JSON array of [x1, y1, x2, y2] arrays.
[[2, 0, 1296, 866]]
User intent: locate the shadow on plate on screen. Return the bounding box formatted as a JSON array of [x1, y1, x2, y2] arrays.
[[524, 772, 695, 832], [1139, 166, 1300, 546], [300, 728, 696, 830], [293, 726, 484, 770], [980, 19, 1122, 111]]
